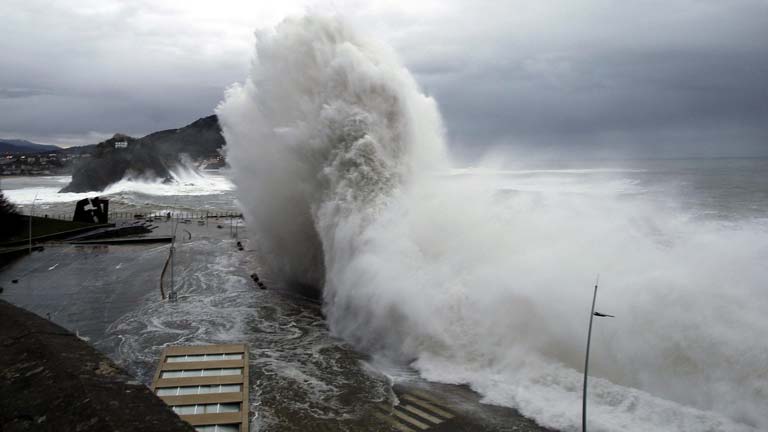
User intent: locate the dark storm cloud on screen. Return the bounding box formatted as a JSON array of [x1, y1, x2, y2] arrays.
[[0, 88, 52, 99], [0, 85, 227, 141], [1, 0, 767, 157], [0, 0, 250, 146], [384, 0, 768, 159], [423, 47, 768, 157]]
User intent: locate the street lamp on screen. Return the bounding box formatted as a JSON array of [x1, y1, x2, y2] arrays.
[[28, 193, 39, 254], [582, 276, 614, 432]]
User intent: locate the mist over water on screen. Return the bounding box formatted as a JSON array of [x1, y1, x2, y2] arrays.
[[218, 16, 768, 432]]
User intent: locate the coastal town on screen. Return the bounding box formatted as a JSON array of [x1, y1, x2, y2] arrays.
[[0, 151, 90, 176], [1, 147, 225, 177]]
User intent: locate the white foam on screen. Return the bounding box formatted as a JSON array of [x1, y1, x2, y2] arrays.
[[450, 167, 649, 175], [4, 169, 235, 206]]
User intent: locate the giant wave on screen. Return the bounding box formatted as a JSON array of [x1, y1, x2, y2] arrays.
[[217, 16, 768, 432]]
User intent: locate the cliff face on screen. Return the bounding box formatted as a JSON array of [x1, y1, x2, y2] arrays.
[[60, 115, 225, 193]]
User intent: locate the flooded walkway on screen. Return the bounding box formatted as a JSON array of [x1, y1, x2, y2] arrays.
[[0, 217, 552, 432], [0, 299, 194, 432]]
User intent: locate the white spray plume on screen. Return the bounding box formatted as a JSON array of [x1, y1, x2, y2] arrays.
[[217, 15, 768, 432], [217, 16, 447, 286]]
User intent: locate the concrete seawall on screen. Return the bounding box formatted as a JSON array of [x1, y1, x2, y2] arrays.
[[0, 299, 195, 432]]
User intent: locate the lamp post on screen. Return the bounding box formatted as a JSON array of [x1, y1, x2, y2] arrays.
[[582, 276, 614, 432], [28, 193, 39, 254], [168, 241, 177, 302], [168, 207, 179, 303]]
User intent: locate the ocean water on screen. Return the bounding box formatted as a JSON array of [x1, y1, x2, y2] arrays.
[[4, 158, 766, 223], [449, 157, 768, 223], [3, 156, 767, 431]]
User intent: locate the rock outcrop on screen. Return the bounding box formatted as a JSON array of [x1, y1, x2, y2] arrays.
[[60, 115, 225, 193]]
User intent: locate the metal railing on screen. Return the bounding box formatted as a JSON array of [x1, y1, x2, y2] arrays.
[[108, 211, 243, 221], [15, 210, 243, 222]]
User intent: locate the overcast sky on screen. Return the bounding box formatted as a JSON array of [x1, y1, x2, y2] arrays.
[[1, 0, 767, 159]]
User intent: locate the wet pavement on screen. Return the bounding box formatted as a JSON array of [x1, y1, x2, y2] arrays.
[[0, 216, 553, 432]]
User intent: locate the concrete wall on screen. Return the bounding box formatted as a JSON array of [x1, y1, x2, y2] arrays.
[[0, 299, 195, 432]]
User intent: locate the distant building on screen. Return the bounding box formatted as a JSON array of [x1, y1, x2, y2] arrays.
[[114, 141, 128, 149]]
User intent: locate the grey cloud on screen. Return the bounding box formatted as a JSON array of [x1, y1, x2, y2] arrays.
[[0, 88, 52, 99], [1, 0, 767, 157], [426, 46, 768, 155], [0, 0, 248, 145], [0, 86, 224, 140], [382, 1, 768, 159]]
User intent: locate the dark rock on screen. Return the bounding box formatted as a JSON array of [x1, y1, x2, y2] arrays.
[[250, 273, 267, 289], [61, 115, 225, 193]]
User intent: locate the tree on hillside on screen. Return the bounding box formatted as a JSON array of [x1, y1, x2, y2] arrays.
[[0, 189, 16, 216], [1, 189, 20, 241]]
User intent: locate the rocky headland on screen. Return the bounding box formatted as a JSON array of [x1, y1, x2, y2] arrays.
[[60, 115, 225, 193]]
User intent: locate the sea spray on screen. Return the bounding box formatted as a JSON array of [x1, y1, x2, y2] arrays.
[[217, 16, 447, 287], [218, 15, 768, 431]]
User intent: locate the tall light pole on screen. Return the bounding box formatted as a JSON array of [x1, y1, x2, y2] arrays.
[[168, 206, 180, 303], [168, 240, 177, 302], [582, 276, 614, 432], [28, 193, 39, 254]]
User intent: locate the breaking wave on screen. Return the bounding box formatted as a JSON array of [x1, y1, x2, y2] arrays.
[[4, 168, 234, 206], [218, 16, 768, 432]]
